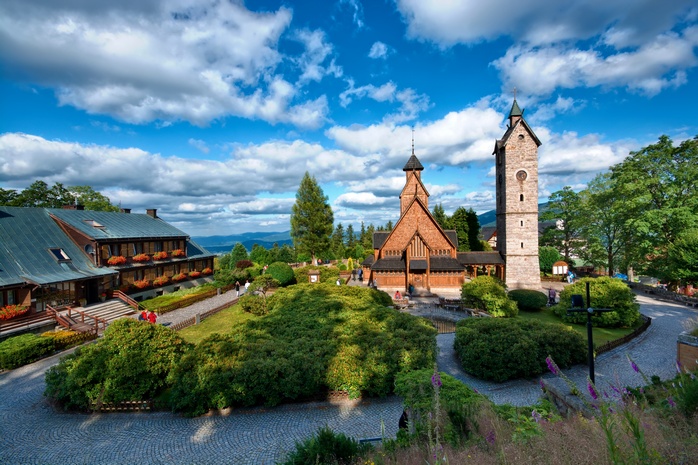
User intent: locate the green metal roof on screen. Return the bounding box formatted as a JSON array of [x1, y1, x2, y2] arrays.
[[0, 207, 116, 288], [509, 99, 523, 117], [48, 208, 189, 240]]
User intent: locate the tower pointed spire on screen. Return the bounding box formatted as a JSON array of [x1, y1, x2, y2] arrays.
[[411, 126, 415, 155]]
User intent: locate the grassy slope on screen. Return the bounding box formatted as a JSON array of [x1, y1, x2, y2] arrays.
[[177, 304, 256, 345], [517, 307, 642, 347]]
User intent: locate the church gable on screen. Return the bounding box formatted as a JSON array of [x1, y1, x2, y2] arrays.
[[381, 197, 454, 254], [400, 171, 430, 214]]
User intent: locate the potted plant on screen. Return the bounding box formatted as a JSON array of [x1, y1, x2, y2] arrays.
[[188, 270, 201, 279], [99, 292, 107, 302], [202, 267, 213, 275], [172, 249, 185, 258], [153, 275, 170, 287], [107, 256, 127, 266], [133, 279, 150, 290], [132, 253, 150, 263], [172, 272, 188, 282], [153, 251, 168, 261]]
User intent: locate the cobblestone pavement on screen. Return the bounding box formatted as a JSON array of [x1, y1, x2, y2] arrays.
[[435, 294, 698, 406], [1, 290, 694, 464]]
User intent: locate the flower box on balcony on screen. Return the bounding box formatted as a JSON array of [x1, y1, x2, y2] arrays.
[[172, 272, 188, 282], [172, 249, 186, 258], [153, 251, 168, 261], [188, 271, 201, 279], [202, 267, 213, 275], [153, 276, 170, 287], [107, 256, 127, 266], [133, 279, 150, 290], [132, 253, 150, 263], [0, 304, 29, 320]]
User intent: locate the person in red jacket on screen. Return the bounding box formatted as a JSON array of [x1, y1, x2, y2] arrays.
[[147, 310, 157, 324], [139, 309, 148, 321]]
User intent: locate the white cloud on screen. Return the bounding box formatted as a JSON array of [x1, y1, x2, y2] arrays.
[[338, 80, 430, 123], [0, 0, 332, 128], [338, 0, 365, 29], [368, 41, 391, 59], [528, 96, 584, 123], [293, 29, 343, 85], [188, 138, 209, 154], [493, 28, 698, 97]]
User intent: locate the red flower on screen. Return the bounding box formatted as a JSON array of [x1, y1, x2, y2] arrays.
[[107, 256, 127, 266], [202, 267, 213, 275], [172, 249, 186, 258], [153, 275, 170, 286], [132, 253, 150, 263], [153, 251, 168, 261], [133, 279, 150, 289], [188, 271, 201, 278], [0, 304, 29, 320]]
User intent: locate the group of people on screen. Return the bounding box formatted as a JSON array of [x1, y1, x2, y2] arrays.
[[351, 268, 364, 282], [235, 280, 251, 297], [138, 309, 158, 324]]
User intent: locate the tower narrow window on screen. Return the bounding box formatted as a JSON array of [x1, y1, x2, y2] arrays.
[[520, 220, 523, 227], [521, 242, 524, 248], [520, 194, 524, 201]]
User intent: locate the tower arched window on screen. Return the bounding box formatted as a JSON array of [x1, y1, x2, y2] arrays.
[[520, 194, 524, 202]]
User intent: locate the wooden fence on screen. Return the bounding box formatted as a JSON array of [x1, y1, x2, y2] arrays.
[[154, 284, 235, 314], [596, 314, 652, 355], [168, 296, 240, 332], [90, 400, 153, 412]]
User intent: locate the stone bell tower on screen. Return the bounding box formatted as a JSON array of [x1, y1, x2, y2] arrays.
[[493, 99, 542, 289]]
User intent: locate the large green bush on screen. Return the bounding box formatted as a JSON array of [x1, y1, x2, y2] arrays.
[[167, 284, 435, 416], [454, 318, 586, 382], [281, 426, 370, 465], [394, 369, 485, 446], [265, 261, 296, 286], [0, 333, 55, 370], [509, 289, 548, 312], [554, 277, 640, 328], [293, 265, 340, 284], [44, 319, 191, 411], [461, 276, 518, 317]]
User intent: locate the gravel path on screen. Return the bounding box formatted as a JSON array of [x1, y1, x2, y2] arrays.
[[0, 291, 694, 464], [155, 289, 241, 326]]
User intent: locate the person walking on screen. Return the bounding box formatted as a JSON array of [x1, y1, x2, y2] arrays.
[[235, 281, 240, 297], [139, 309, 148, 321], [147, 310, 157, 324], [244, 280, 250, 293]]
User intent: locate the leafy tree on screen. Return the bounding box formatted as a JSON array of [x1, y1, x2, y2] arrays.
[[345, 223, 356, 248], [230, 243, 249, 267], [554, 277, 640, 328], [539, 246, 562, 276], [277, 244, 296, 263], [12, 181, 72, 208], [432, 203, 450, 229], [667, 229, 698, 284], [465, 208, 482, 251], [331, 223, 345, 259], [70, 185, 119, 211], [461, 276, 518, 318], [450, 207, 470, 252], [290, 172, 334, 265], [0, 188, 18, 205], [540, 186, 585, 262], [265, 261, 295, 286], [611, 135, 698, 280], [249, 243, 270, 265]]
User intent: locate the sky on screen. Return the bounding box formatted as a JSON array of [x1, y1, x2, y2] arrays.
[[1, 0, 697, 237]]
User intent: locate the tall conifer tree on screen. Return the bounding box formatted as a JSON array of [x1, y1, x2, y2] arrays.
[[290, 172, 334, 265]]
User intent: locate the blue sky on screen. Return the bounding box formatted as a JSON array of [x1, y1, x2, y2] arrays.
[[1, 0, 697, 237]]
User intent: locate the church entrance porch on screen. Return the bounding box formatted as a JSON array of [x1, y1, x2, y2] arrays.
[[409, 272, 426, 290]]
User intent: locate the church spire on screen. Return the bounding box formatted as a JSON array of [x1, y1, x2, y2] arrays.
[[509, 88, 523, 126]]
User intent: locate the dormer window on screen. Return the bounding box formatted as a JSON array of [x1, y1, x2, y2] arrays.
[[83, 219, 105, 229], [49, 248, 70, 262]]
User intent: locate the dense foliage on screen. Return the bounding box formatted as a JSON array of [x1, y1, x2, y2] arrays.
[[554, 277, 640, 328], [538, 246, 563, 276], [508, 289, 548, 311], [461, 276, 518, 317], [0, 333, 55, 370], [0, 181, 119, 211], [394, 369, 486, 446], [280, 426, 370, 465], [167, 284, 436, 416], [265, 261, 295, 286], [290, 172, 334, 265], [454, 318, 586, 382], [44, 319, 191, 411], [293, 264, 340, 284]]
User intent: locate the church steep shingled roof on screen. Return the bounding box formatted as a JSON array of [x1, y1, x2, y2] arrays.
[[403, 154, 424, 171]]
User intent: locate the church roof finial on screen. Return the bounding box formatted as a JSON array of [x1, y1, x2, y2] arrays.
[[404, 127, 424, 171], [411, 126, 415, 155], [509, 87, 523, 118]]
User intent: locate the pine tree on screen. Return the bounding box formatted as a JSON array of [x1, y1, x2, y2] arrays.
[[450, 207, 470, 252], [332, 223, 346, 259], [465, 208, 482, 251], [230, 242, 249, 267], [290, 172, 334, 265], [432, 203, 450, 230], [346, 224, 356, 248]]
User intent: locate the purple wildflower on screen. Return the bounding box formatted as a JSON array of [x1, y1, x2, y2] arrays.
[[486, 430, 496, 445], [588, 381, 598, 400], [676, 360, 682, 374], [629, 358, 639, 373], [532, 409, 542, 423], [431, 372, 442, 388], [546, 356, 559, 375], [668, 397, 676, 408]]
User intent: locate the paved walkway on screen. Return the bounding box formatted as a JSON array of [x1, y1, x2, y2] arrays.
[[0, 291, 695, 464]]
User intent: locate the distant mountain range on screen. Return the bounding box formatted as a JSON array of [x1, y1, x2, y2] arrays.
[[194, 202, 551, 253]]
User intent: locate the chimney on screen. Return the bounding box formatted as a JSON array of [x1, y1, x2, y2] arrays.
[[120, 208, 131, 214], [146, 208, 157, 218], [62, 204, 85, 210]]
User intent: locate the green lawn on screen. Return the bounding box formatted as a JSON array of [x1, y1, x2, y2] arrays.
[[177, 303, 256, 345], [517, 307, 642, 347]]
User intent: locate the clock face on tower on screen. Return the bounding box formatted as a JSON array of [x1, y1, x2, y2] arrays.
[[516, 170, 527, 181]]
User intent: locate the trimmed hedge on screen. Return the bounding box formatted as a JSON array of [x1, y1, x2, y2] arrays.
[[293, 265, 340, 284], [509, 289, 548, 312], [45, 319, 191, 411], [265, 261, 296, 286], [461, 276, 518, 317], [41, 330, 96, 350], [454, 318, 586, 382], [0, 333, 55, 370], [167, 284, 435, 416], [554, 277, 640, 328], [281, 426, 370, 465]]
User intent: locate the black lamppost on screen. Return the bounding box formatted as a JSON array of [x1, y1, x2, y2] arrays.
[[568, 281, 613, 384]]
